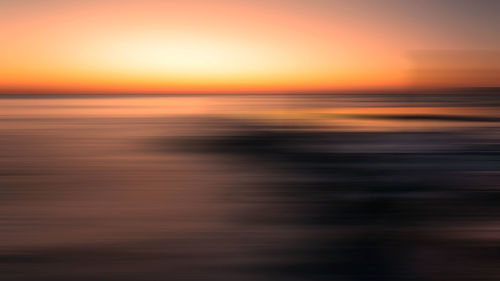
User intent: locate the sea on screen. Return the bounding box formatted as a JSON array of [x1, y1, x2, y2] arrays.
[[1, 93, 500, 281]]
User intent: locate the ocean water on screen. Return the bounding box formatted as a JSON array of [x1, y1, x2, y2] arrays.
[[1, 94, 500, 281]]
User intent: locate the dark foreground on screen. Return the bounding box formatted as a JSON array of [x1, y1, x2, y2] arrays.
[[1, 94, 500, 280]]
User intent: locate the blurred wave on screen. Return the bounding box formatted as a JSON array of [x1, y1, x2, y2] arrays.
[[1, 92, 500, 280]]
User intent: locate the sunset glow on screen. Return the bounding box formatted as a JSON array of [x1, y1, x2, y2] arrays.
[[2, 2, 500, 280], [0, 0, 498, 93]]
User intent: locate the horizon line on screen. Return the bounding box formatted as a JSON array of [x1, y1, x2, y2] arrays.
[[0, 86, 499, 96]]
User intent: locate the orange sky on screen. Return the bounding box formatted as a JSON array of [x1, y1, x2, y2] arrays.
[[1, 0, 498, 94]]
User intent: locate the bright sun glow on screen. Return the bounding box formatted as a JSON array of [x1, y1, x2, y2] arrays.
[[91, 33, 272, 79]]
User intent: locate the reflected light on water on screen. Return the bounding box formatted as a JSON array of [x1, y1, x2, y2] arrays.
[[1, 93, 500, 281]]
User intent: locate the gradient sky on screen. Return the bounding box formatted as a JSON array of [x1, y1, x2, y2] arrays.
[[1, 0, 498, 93]]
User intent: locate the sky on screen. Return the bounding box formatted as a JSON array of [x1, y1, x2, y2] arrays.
[[0, 0, 498, 94]]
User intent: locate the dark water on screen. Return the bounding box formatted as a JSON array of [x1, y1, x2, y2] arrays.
[[1, 94, 500, 281]]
